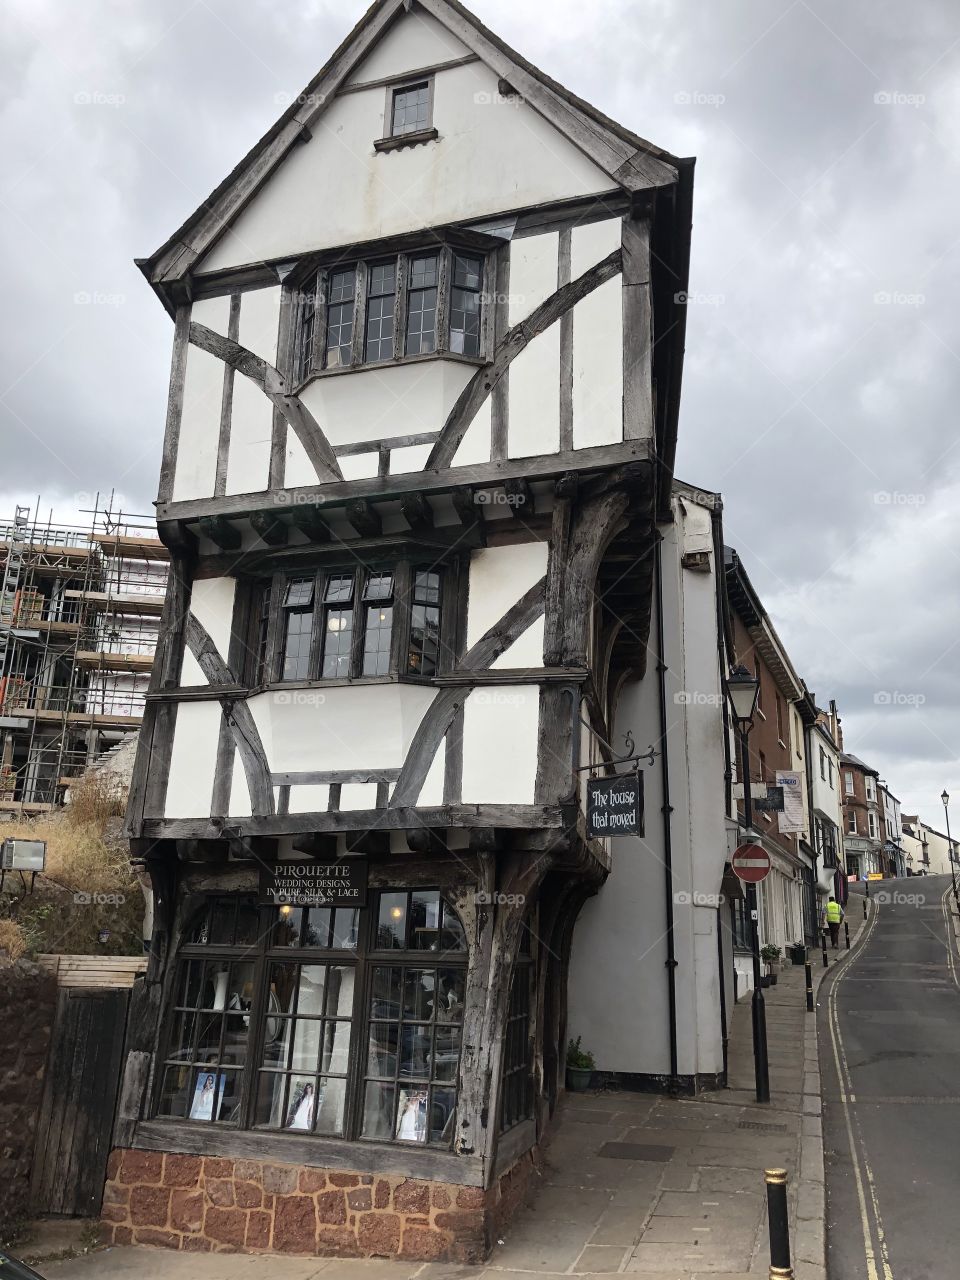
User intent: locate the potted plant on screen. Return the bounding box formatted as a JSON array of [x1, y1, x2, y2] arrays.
[[760, 943, 781, 986], [788, 941, 807, 965], [566, 1036, 595, 1091]]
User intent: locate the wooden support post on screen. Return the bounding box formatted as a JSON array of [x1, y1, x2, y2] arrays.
[[345, 499, 381, 538], [400, 491, 434, 531], [250, 510, 289, 546], [198, 515, 241, 551], [287, 504, 331, 543]]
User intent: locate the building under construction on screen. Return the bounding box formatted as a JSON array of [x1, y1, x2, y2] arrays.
[[0, 500, 168, 814]]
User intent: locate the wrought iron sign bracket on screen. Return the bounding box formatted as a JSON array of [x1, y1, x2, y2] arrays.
[[573, 720, 659, 775]]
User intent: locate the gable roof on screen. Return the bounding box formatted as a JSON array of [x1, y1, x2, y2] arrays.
[[138, 0, 689, 289]]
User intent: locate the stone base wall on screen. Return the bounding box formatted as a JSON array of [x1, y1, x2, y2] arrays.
[[101, 1145, 542, 1262]]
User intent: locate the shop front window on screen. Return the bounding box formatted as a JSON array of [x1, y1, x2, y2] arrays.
[[157, 890, 466, 1148]]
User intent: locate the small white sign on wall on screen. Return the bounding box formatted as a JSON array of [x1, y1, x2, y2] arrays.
[[776, 771, 805, 834]]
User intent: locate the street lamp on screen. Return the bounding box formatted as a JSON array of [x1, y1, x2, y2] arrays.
[[727, 665, 770, 1105], [942, 790, 958, 911]]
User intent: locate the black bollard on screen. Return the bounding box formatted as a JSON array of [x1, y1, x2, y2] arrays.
[[765, 1168, 793, 1278], [805, 960, 814, 1012], [863, 896, 867, 920], [844, 920, 850, 950], [821, 930, 829, 967]]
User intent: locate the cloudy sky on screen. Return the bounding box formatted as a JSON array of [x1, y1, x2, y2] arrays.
[[2, 0, 958, 822]]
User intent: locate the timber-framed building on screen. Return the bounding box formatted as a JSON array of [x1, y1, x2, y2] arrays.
[[110, 0, 694, 1259]]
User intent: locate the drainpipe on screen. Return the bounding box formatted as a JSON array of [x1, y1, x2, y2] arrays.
[[654, 535, 679, 1081]]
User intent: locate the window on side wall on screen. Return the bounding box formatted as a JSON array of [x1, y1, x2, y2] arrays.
[[390, 80, 432, 137]]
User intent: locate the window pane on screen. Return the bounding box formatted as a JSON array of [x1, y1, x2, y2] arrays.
[[332, 908, 360, 950], [453, 254, 482, 289], [405, 255, 438, 356], [414, 570, 441, 604], [296, 964, 328, 1018], [363, 572, 393, 602], [362, 603, 393, 676], [291, 1019, 322, 1073], [377, 894, 407, 948], [409, 891, 440, 949], [408, 603, 440, 677], [433, 1025, 461, 1081], [158, 1064, 192, 1118], [449, 287, 480, 357], [255, 1069, 288, 1128], [315, 1076, 347, 1136], [441, 901, 467, 952], [396, 1088, 429, 1142], [283, 578, 315, 609], [260, 1010, 293, 1071], [367, 1022, 399, 1079], [436, 969, 466, 1021], [392, 83, 430, 136], [321, 608, 353, 678], [402, 968, 436, 1021], [371, 965, 402, 1018], [324, 574, 355, 603], [430, 1087, 456, 1144], [400, 1024, 432, 1079], [303, 907, 331, 947], [282, 609, 314, 681], [366, 263, 397, 362], [362, 1081, 395, 1139], [325, 269, 356, 370]]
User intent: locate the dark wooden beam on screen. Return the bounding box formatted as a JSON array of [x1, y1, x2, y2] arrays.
[[452, 488, 481, 527], [286, 504, 331, 543], [345, 499, 381, 539], [198, 515, 241, 551], [250, 510, 289, 546], [400, 491, 434, 532], [344, 830, 391, 856], [406, 827, 448, 856], [503, 477, 533, 518], [292, 833, 340, 860]]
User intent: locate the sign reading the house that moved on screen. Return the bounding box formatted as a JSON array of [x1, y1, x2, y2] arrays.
[[259, 861, 368, 909], [586, 773, 644, 838]]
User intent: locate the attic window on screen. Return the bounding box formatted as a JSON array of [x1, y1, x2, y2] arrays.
[[392, 81, 431, 136]]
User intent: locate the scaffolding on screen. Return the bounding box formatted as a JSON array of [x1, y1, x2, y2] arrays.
[[0, 495, 168, 813]]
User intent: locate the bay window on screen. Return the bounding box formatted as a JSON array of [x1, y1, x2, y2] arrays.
[[157, 890, 467, 1148], [293, 244, 487, 382]]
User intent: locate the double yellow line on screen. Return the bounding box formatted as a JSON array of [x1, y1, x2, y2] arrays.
[[826, 901, 895, 1280]]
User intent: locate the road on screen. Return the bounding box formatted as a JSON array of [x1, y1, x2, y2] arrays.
[[820, 875, 960, 1280]]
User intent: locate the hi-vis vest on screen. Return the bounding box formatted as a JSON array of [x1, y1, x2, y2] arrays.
[[826, 900, 842, 924]]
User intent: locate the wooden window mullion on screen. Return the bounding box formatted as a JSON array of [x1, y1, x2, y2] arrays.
[[349, 569, 366, 678], [306, 568, 325, 679], [312, 269, 329, 375], [480, 251, 497, 358], [436, 247, 451, 353], [391, 562, 412, 675], [394, 254, 409, 361], [263, 574, 284, 683], [351, 262, 368, 367]]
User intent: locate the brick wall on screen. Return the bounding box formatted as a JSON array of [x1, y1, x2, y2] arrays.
[[0, 959, 57, 1237], [101, 1145, 542, 1261]]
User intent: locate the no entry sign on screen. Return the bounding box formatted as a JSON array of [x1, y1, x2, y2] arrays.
[[732, 843, 771, 884]]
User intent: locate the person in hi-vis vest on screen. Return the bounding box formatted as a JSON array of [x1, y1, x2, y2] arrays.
[[825, 896, 844, 949]]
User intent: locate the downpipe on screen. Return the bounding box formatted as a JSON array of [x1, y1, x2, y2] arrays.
[[654, 535, 679, 1081]]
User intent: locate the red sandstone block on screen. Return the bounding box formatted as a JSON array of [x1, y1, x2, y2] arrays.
[[357, 1212, 401, 1256], [163, 1154, 202, 1188], [400, 1225, 449, 1261], [298, 1168, 328, 1194], [119, 1150, 163, 1185], [182, 1235, 213, 1252], [100, 1203, 128, 1225], [204, 1206, 247, 1248], [106, 1150, 121, 1181], [431, 1186, 451, 1209], [204, 1178, 236, 1208], [455, 1186, 486, 1210], [394, 1180, 430, 1215], [347, 1187, 372, 1211], [170, 1189, 204, 1234], [134, 1228, 181, 1249], [328, 1172, 359, 1188], [235, 1181, 262, 1209], [315, 1189, 347, 1226], [129, 1185, 171, 1228], [373, 1179, 391, 1209], [262, 1164, 299, 1195], [101, 1182, 129, 1208], [263, 1194, 275, 1211], [113, 1226, 133, 1247], [245, 1209, 271, 1250], [316, 1226, 362, 1257], [202, 1157, 234, 1180], [274, 1194, 318, 1253], [405, 1216, 430, 1226], [234, 1159, 261, 1183]]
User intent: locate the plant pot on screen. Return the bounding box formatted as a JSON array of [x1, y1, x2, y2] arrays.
[[760, 974, 776, 988], [566, 1066, 593, 1091], [789, 945, 806, 965]]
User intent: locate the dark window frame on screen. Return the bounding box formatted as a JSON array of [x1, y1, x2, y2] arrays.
[[388, 78, 435, 138], [498, 922, 536, 1134], [292, 243, 487, 386], [241, 560, 454, 686], [155, 890, 467, 1149]]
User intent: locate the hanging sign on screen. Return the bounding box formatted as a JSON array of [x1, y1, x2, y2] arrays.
[[586, 773, 644, 838], [775, 771, 805, 833], [731, 842, 771, 883], [259, 860, 368, 909]]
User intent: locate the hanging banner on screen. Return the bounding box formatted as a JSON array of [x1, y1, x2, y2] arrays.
[[776, 771, 805, 833]]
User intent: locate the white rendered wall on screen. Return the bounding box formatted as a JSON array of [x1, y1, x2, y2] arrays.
[[198, 50, 615, 274], [344, 8, 470, 86], [508, 331, 561, 459], [460, 685, 539, 804], [571, 276, 622, 449], [465, 542, 548, 650], [165, 702, 221, 818], [181, 577, 237, 686], [172, 296, 229, 501]]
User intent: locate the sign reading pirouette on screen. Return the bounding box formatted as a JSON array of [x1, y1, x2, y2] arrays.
[[586, 773, 644, 838], [731, 843, 771, 884], [259, 860, 368, 908]]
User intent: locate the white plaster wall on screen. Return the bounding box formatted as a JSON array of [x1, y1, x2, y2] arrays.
[[247, 684, 436, 774], [571, 218, 622, 278], [465, 542, 548, 650], [300, 359, 474, 448], [288, 783, 330, 814], [572, 277, 623, 448], [508, 329, 560, 459], [509, 233, 558, 326], [180, 577, 237, 687], [451, 398, 491, 468], [340, 782, 378, 811], [419, 739, 446, 806], [199, 57, 614, 274], [226, 283, 279, 496], [460, 685, 538, 804], [229, 762, 251, 818], [165, 702, 221, 818], [345, 9, 470, 85], [172, 296, 229, 502], [490, 615, 544, 669], [283, 432, 320, 489]]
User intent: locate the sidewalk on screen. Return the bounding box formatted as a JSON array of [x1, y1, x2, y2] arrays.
[[38, 931, 863, 1280]]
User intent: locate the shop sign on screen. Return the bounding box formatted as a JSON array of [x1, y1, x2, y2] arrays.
[[259, 860, 367, 908], [586, 773, 644, 838]]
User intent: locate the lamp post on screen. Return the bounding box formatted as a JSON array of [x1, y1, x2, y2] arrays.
[[728, 664, 770, 1105], [942, 791, 958, 912]]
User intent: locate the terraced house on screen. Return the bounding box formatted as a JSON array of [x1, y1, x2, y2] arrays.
[[109, 0, 693, 1261]]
